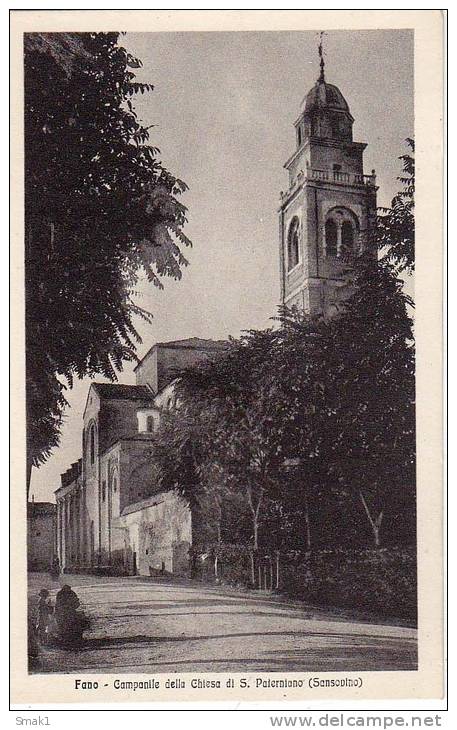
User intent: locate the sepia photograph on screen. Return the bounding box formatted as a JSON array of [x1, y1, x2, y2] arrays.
[[10, 9, 444, 705]]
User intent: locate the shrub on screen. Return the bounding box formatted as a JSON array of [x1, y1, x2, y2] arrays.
[[190, 543, 253, 586], [189, 543, 417, 623], [280, 546, 417, 622]]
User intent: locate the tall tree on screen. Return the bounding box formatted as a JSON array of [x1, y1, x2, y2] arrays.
[[177, 332, 284, 552], [376, 138, 415, 274], [153, 396, 225, 544], [25, 33, 191, 488], [320, 253, 416, 547]]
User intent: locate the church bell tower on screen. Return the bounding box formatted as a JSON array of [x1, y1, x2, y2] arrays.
[[279, 37, 377, 315]]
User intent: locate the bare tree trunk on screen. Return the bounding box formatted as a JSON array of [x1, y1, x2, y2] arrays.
[[211, 491, 221, 580], [247, 485, 264, 551], [359, 491, 383, 548], [214, 492, 222, 544], [253, 515, 259, 551], [303, 490, 312, 552], [247, 483, 265, 587]]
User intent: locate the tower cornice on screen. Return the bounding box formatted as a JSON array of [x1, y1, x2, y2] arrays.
[[284, 137, 367, 171]]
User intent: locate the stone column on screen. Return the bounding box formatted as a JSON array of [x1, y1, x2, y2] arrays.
[[61, 499, 65, 569], [65, 495, 71, 569], [80, 485, 86, 566], [336, 221, 343, 257], [70, 494, 76, 568], [58, 499, 64, 571], [65, 496, 70, 569], [76, 491, 81, 565], [62, 497, 66, 569], [56, 500, 61, 568]]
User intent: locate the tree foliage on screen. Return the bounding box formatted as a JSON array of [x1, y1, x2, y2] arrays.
[[153, 253, 415, 553], [25, 32, 191, 479], [317, 254, 415, 546], [376, 138, 415, 274], [154, 333, 288, 549]]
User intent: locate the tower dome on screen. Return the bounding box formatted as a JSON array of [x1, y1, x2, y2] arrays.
[[302, 80, 351, 116], [295, 36, 354, 144], [298, 76, 354, 143]]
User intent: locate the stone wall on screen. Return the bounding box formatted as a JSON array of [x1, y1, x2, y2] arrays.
[[98, 438, 156, 568], [135, 342, 227, 395], [27, 504, 56, 571], [119, 491, 192, 576], [82, 388, 101, 565]]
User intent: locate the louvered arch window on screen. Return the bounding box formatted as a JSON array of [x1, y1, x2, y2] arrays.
[[287, 217, 300, 271]]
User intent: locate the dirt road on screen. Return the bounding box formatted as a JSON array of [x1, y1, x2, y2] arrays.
[[28, 573, 417, 674]]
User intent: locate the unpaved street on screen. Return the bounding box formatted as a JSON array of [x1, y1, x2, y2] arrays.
[[29, 573, 417, 674]]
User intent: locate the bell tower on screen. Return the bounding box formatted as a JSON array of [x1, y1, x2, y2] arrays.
[[279, 36, 377, 315]]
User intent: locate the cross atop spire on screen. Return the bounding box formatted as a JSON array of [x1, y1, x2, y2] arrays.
[[318, 31, 326, 82]]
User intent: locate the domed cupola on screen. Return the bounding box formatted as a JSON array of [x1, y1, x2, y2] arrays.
[[302, 81, 351, 116], [295, 40, 354, 146]]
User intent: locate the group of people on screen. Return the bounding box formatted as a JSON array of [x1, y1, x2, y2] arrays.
[[35, 584, 89, 648]]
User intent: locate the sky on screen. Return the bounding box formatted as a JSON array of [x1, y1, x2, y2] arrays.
[[30, 29, 414, 503]]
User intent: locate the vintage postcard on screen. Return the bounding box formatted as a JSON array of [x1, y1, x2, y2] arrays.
[[10, 10, 445, 706]]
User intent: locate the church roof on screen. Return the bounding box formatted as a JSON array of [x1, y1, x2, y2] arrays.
[[92, 383, 154, 401], [121, 493, 167, 516], [134, 337, 228, 372], [154, 337, 227, 351], [302, 79, 351, 115]]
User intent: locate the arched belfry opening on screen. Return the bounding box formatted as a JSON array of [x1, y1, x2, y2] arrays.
[[325, 219, 338, 257], [287, 216, 300, 271], [324, 207, 360, 258]]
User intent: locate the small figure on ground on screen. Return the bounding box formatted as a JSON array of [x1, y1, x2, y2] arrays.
[[54, 584, 88, 647], [36, 588, 53, 644]]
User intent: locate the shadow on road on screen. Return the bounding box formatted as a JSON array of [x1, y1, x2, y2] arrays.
[[78, 628, 417, 651]]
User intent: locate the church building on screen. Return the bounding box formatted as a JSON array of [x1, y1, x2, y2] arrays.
[[55, 338, 226, 576], [54, 47, 377, 577]]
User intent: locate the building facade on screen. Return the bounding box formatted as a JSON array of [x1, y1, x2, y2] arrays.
[[279, 61, 377, 316], [55, 338, 226, 576]]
